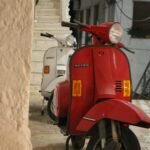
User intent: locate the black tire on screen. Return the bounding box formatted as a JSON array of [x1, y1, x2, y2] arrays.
[[71, 135, 85, 150], [41, 110, 45, 116], [86, 125, 140, 150], [47, 91, 57, 122], [47, 91, 67, 126]]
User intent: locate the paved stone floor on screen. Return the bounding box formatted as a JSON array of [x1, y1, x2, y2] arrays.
[[29, 99, 150, 150]]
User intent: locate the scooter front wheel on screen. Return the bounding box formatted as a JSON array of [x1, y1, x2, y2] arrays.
[[86, 125, 140, 150], [47, 91, 57, 122], [71, 135, 85, 150]]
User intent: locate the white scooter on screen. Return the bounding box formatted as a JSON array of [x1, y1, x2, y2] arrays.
[[39, 32, 76, 115]]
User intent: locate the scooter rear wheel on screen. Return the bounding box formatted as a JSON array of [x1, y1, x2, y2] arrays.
[[71, 135, 85, 150], [86, 125, 140, 150]]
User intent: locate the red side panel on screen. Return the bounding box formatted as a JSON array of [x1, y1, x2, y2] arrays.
[[93, 46, 131, 101], [76, 99, 150, 132], [53, 80, 70, 118], [69, 47, 94, 134]]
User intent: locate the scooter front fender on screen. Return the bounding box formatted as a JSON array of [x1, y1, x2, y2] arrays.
[[45, 76, 66, 92], [76, 99, 150, 132]]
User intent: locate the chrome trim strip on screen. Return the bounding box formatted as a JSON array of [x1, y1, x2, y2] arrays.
[[83, 117, 96, 122]]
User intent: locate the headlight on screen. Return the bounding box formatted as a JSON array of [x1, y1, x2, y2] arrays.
[[66, 35, 77, 47], [109, 23, 123, 44]]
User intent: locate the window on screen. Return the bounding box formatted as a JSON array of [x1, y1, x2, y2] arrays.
[[129, 1, 150, 38], [94, 5, 99, 25], [85, 8, 91, 44]]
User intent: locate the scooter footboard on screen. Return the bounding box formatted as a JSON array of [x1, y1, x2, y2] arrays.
[[76, 99, 150, 132]]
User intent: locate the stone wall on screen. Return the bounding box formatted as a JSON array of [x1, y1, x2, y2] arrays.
[[0, 0, 33, 149]]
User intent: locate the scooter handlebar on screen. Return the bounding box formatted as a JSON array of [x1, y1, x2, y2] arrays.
[[61, 21, 79, 28], [40, 32, 54, 38], [61, 20, 87, 29]]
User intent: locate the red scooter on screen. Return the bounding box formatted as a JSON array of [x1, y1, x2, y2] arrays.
[[48, 20, 150, 150]]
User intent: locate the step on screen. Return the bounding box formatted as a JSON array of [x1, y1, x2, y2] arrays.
[[33, 40, 58, 50], [34, 37, 57, 42], [38, 2, 59, 7], [34, 18, 60, 23], [35, 7, 59, 12], [34, 25, 67, 30], [38, 1, 59, 6], [35, 16, 60, 23], [36, 14, 60, 17], [37, 0, 60, 4], [34, 26, 65, 31], [34, 24, 62, 30], [34, 23, 68, 31], [36, 2, 59, 9], [34, 22, 60, 27], [35, 6, 60, 11], [35, 9, 59, 16], [34, 28, 71, 34], [34, 27, 69, 32], [34, 23, 69, 28], [36, 15, 60, 19], [33, 37, 58, 42], [36, 1, 59, 4]]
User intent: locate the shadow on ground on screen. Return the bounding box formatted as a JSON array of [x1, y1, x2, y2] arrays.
[[29, 104, 50, 123], [33, 143, 66, 150], [29, 105, 41, 113]]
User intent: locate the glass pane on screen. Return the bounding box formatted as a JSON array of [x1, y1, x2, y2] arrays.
[[132, 2, 150, 38]]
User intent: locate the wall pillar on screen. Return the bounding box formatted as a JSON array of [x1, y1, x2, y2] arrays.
[[0, 0, 33, 149], [60, 0, 70, 21]]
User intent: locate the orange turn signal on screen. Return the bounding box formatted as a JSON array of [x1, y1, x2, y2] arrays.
[[43, 66, 50, 74], [123, 80, 131, 97], [72, 80, 82, 97]]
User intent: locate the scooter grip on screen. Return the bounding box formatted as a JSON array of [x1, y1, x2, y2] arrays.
[[40, 33, 53, 38], [61, 21, 78, 28]]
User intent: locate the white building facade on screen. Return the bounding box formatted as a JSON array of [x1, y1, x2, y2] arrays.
[[114, 0, 150, 91]]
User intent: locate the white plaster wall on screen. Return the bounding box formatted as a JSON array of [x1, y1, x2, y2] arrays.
[[114, 0, 150, 91], [60, 0, 70, 21], [0, 0, 33, 149]]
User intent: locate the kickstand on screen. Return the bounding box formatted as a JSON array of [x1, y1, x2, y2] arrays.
[[41, 98, 45, 116], [65, 135, 71, 150]]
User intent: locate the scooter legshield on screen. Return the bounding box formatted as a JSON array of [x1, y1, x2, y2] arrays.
[[76, 99, 150, 132]]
